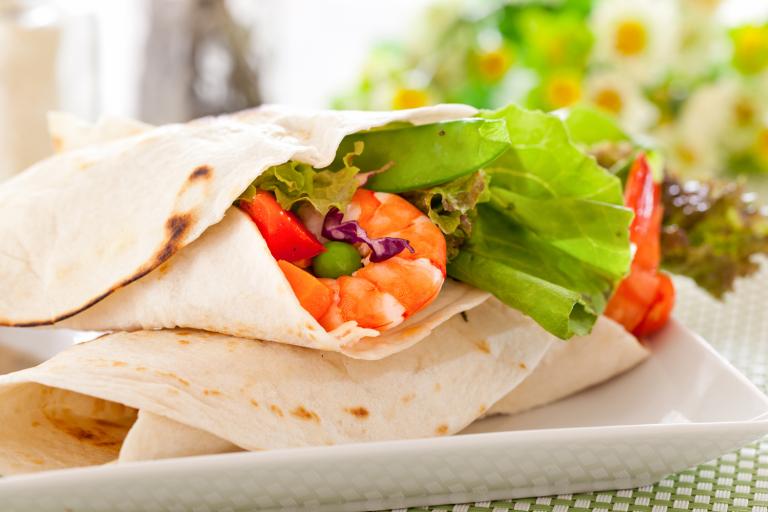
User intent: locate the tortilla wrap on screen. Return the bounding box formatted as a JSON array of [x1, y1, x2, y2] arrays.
[[119, 411, 240, 462], [117, 316, 648, 463], [0, 298, 555, 475], [0, 105, 494, 359], [488, 315, 649, 415], [0, 312, 649, 474]]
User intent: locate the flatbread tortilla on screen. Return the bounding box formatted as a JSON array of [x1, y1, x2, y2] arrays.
[[0, 298, 554, 475], [0, 105, 488, 359], [118, 316, 649, 463], [0, 310, 649, 474], [488, 315, 649, 415]]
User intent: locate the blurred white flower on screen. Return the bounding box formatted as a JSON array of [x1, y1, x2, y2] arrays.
[[674, 1, 729, 79], [656, 124, 722, 177], [662, 78, 768, 175], [724, 91, 768, 154], [676, 81, 738, 150], [654, 81, 737, 175], [590, 0, 680, 84], [585, 71, 658, 133], [681, 80, 768, 153]]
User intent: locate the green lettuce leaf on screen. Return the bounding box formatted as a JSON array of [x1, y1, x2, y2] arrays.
[[448, 104, 633, 338], [563, 104, 630, 146], [449, 206, 612, 338], [402, 171, 491, 260], [561, 105, 648, 181], [333, 118, 511, 193], [251, 142, 364, 214]]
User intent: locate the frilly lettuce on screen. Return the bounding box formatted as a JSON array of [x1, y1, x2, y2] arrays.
[[249, 142, 364, 214], [661, 176, 768, 298], [403, 171, 491, 259]]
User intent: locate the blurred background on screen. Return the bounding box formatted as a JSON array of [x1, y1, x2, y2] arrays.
[[1, 0, 768, 182]]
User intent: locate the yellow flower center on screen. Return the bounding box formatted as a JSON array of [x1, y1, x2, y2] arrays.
[[734, 98, 756, 126], [594, 87, 624, 114], [477, 49, 512, 82], [675, 144, 698, 166], [733, 26, 768, 74], [756, 128, 768, 162], [545, 74, 582, 109], [392, 88, 428, 110], [614, 19, 648, 56]]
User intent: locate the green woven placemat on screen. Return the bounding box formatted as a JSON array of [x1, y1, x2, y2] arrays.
[[387, 258, 768, 512]]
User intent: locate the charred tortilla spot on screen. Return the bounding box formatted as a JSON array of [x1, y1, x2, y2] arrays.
[[164, 214, 192, 248], [44, 412, 133, 448], [9, 286, 118, 327], [291, 406, 320, 422], [189, 165, 213, 181], [203, 389, 222, 396], [474, 340, 491, 354], [94, 418, 129, 428], [519, 362, 527, 369], [401, 393, 415, 404], [250, 399, 259, 408], [109, 268, 154, 298], [154, 370, 190, 387], [151, 212, 194, 267], [177, 339, 190, 345], [344, 406, 369, 419], [156, 262, 172, 275], [270, 404, 284, 417], [435, 424, 449, 435], [63, 426, 120, 446]]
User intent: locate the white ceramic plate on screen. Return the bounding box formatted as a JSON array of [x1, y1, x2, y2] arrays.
[[1, 319, 767, 512]]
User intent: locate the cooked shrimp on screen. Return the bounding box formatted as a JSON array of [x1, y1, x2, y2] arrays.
[[279, 189, 447, 333]]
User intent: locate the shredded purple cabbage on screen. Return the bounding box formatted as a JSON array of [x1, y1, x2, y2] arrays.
[[322, 208, 414, 263]]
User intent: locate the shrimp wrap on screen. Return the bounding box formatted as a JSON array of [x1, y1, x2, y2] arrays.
[[0, 299, 557, 475], [0, 104, 637, 358]]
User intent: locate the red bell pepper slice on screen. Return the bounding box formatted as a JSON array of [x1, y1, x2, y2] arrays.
[[624, 154, 662, 271], [605, 153, 675, 338], [239, 191, 325, 262], [604, 268, 661, 334], [635, 272, 675, 337]]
